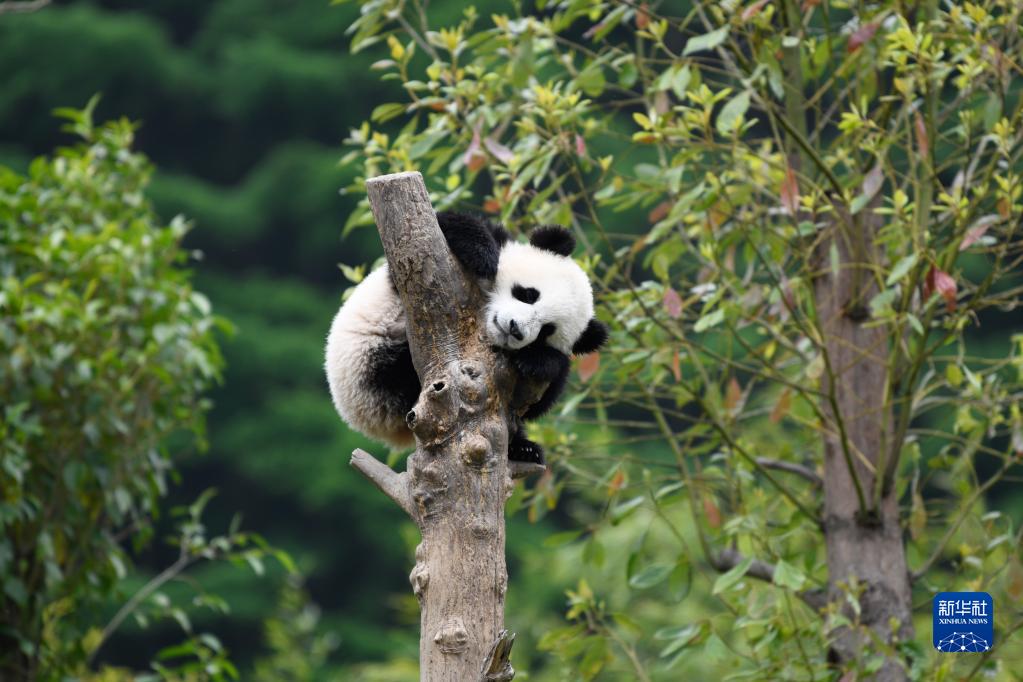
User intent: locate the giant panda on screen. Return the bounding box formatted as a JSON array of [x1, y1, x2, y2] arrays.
[[324, 211, 607, 465]]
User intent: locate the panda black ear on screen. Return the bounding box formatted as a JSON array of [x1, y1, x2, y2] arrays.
[[572, 318, 608, 355], [529, 225, 575, 257]]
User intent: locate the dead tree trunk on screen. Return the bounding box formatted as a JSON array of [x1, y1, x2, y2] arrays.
[[350, 171, 537, 681], [814, 207, 913, 681]]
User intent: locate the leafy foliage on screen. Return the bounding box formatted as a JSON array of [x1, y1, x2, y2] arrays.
[[340, 0, 1023, 678], [0, 102, 226, 678]]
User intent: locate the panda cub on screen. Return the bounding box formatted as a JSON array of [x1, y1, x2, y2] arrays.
[[324, 211, 607, 465]]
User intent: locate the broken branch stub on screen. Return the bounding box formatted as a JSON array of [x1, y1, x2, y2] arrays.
[[352, 171, 524, 681]]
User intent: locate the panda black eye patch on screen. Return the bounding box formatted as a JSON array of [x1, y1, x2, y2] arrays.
[[511, 284, 540, 304]]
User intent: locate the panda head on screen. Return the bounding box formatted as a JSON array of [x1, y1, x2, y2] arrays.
[[486, 225, 608, 356]]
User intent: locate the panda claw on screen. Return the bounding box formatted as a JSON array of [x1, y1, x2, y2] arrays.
[[508, 438, 546, 466]]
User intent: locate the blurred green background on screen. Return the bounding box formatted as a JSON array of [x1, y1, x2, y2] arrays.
[[0, 0, 559, 675]]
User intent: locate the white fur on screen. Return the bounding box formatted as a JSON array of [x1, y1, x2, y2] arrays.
[[485, 242, 594, 354], [324, 265, 414, 447]]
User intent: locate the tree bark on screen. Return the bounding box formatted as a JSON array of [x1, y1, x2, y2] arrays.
[[350, 171, 530, 681], [814, 207, 913, 681]]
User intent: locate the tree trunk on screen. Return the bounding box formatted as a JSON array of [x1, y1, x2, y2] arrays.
[[350, 171, 535, 681], [814, 207, 913, 681]]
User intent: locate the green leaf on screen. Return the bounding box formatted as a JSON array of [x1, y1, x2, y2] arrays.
[[849, 192, 870, 215], [683, 26, 729, 55], [716, 91, 750, 135], [886, 253, 918, 286], [628, 562, 674, 589], [694, 308, 725, 332], [712, 556, 753, 594], [370, 102, 406, 123], [772, 559, 806, 590], [656, 624, 702, 658], [577, 64, 606, 97], [610, 495, 645, 522]]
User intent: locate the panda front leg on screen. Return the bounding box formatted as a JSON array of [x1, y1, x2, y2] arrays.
[[436, 211, 504, 280], [510, 345, 570, 420], [504, 345, 571, 466]]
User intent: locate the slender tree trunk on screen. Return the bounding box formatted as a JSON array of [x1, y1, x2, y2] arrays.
[[350, 172, 535, 681], [814, 208, 913, 681]]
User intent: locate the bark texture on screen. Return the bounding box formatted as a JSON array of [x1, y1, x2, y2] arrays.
[[814, 207, 913, 681], [350, 171, 526, 681]]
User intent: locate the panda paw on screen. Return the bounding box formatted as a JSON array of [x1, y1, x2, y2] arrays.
[[436, 211, 501, 280], [508, 436, 546, 466]]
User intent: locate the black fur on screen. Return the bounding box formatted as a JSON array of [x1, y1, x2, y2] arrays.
[[366, 341, 420, 417], [508, 423, 546, 465], [572, 318, 609, 355], [512, 284, 540, 304], [436, 211, 504, 280], [529, 225, 575, 256], [508, 340, 571, 420]]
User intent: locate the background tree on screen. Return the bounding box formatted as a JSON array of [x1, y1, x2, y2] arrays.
[[0, 103, 260, 679], [339, 0, 1023, 679]]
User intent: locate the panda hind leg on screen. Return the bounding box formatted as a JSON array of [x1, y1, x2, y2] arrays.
[[507, 423, 546, 466], [367, 340, 421, 421]]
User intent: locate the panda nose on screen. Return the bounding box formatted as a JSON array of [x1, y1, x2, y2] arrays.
[[508, 319, 524, 341]]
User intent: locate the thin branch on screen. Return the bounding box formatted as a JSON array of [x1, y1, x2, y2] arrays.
[[755, 458, 822, 487], [350, 448, 413, 518], [89, 547, 190, 664]]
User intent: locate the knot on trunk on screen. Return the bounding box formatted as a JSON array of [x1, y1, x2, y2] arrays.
[[434, 617, 470, 655]]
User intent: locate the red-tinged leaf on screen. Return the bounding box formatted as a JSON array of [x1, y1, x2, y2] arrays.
[[847, 22, 879, 53], [997, 196, 1011, 218], [648, 200, 671, 224], [770, 388, 791, 423], [464, 127, 486, 172], [836, 672, 855, 682], [483, 198, 501, 214], [663, 287, 683, 319], [577, 351, 600, 382], [862, 163, 883, 201], [926, 266, 957, 312], [741, 0, 769, 21], [671, 350, 681, 382], [780, 166, 799, 215], [914, 111, 929, 159], [779, 274, 796, 310], [960, 215, 999, 250], [703, 496, 722, 528], [483, 136, 514, 164], [801, 0, 821, 9], [725, 377, 742, 411], [607, 468, 626, 495], [635, 2, 651, 29], [574, 133, 587, 158], [934, 269, 957, 312]]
